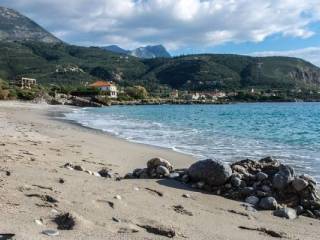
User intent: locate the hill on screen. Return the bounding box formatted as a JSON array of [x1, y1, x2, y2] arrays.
[[0, 6, 60, 43], [141, 54, 320, 91], [0, 6, 319, 93]]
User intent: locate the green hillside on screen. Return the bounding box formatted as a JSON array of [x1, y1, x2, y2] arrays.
[[0, 41, 320, 92]]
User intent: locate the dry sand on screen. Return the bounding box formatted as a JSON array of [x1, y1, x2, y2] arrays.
[[0, 101, 319, 240]]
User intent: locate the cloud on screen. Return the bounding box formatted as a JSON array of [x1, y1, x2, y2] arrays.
[[251, 47, 320, 67], [1, 0, 320, 50]]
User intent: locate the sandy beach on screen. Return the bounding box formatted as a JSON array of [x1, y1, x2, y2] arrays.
[[0, 101, 319, 240]]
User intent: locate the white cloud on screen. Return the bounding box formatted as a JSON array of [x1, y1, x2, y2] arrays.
[[1, 0, 320, 50], [251, 47, 320, 67]]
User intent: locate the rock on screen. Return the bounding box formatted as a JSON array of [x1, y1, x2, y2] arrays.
[[92, 172, 101, 177], [274, 207, 297, 219], [54, 213, 76, 230], [296, 205, 304, 215], [74, 165, 84, 171], [196, 181, 205, 189], [272, 165, 295, 190], [300, 174, 317, 185], [181, 174, 190, 183], [259, 197, 278, 210], [147, 157, 173, 171], [245, 196, 259, 206], [133, 168, 144, 177], [58, 178, 65, 184], [292, 178, 309, 192], [35, 219, 44, 226], [256, 172, 268, 181], [156, 165, 170, 177], [188, 159, 232, 186], [114, 195, 122, 200], [98, 168, 112, 178], [42, 230, 59, 236], [168, 172, 180, 179], [256, 191, 268, 197], [112, 217, 121, 223], [232, 165, 247, 174], [231, 176, 242, 188], [182, 193, 191, 198], [261, 185, 271, 192]]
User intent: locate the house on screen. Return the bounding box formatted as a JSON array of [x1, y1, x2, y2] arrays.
[[19, 77, 37, 89], [89, 81, 118, 98]]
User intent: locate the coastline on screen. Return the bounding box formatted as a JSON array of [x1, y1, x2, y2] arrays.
[[0, 101, 319, 240]]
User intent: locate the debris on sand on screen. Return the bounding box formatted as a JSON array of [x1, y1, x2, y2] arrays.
[[54, 213, 76, 230]]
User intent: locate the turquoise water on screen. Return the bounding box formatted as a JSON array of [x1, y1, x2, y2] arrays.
[[65, 103, 320, 181]]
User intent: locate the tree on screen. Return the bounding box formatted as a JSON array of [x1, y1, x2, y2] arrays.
[[126, 86, 148, 99]]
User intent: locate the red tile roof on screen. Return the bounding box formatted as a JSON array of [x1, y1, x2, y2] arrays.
[[89, 81, 113, 87]]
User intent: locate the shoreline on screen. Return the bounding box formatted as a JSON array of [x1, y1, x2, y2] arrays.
[[0, 101, 319, 239]]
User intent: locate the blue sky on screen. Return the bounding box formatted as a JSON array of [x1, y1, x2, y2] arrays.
[[2, 0, 320, 66]]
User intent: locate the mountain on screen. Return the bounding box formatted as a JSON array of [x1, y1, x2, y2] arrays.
[[101, 45, 129, 55], [0, 6, 319, 92], [130, 45, 171, 59], [0, 6, 61, 43], [103, 44, 171, 59]]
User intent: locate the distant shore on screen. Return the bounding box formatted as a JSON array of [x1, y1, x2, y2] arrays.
[[0, 101, 319, 240]]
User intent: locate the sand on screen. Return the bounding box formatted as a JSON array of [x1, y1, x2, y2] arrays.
[[0, 101, 319, 240]]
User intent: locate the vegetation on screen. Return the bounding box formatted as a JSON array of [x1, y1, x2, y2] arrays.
[[0, 41, 320, 98]]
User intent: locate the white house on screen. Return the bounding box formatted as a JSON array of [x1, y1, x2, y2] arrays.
[[89, 81, 118, 98]]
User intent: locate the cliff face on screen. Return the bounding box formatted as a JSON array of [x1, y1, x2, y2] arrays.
[[289, 67, 320, 86], [0, 6, 61, 43]]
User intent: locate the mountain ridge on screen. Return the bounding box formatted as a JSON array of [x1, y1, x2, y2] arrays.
[[102, 44, 171, 59], [0, 6, 319, 92], [0, 6, 61, 43]]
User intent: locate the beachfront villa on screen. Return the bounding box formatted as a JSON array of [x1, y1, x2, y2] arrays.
[[19, 77, 37, 89], [89, 81, 118, 98]]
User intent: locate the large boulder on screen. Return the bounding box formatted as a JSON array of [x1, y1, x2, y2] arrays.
[[272, 165, 295, 190], [188, 159, 232, 186]]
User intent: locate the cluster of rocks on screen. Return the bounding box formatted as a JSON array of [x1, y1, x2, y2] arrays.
[[63, 163, 120, 179], [126, 157, 320, 220]]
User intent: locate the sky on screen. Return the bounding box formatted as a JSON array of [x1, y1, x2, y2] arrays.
[[2, 0, 320, 66]]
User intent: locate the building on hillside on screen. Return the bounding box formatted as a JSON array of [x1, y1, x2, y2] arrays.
[[89, 81, 118, 98], [19, 77, 37, 89]]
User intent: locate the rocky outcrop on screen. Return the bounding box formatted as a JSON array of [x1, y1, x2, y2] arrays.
[[126, 156, 320, 220]]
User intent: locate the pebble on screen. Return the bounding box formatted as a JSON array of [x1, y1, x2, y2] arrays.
[[42, 230, 59, 236], [114, 195, 122, 200], [182, 193, 191, 198], [35, 219, 43, 226], [93, 172, 101, 177], [133, 187, 140, 191]]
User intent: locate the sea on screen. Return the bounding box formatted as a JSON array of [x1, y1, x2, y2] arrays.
[[64, 103, 320, 181]]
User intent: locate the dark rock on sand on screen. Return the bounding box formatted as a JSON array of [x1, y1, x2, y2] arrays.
[[274, 207, 297, 219], [188, 159, 232, 186], [259, 197, 278, 210]]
